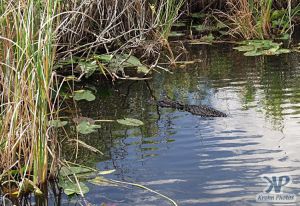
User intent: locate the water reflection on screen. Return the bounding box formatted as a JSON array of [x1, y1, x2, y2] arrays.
[[70, 45, 300, 205]]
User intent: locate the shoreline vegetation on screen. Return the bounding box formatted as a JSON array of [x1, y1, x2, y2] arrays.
[[0, 0, 299, 204]]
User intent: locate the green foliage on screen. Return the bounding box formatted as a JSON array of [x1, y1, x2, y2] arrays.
[[76, 120, 101, 135], [59, 180, 89, 196], [117, 118, 144, 127], [151, 0, 185, 39], [234, 40, 290, 56], [73, 90, 96, 102], [60, 166, 94, 177], [49, 120, 68, 128]]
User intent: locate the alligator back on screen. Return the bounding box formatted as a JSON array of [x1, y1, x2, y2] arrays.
[[185, 105, 227, 117], [156, 99, 227, 117]]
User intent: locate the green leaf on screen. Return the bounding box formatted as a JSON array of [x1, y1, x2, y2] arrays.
[[122, 55, 143, 67], [117, 118, 144, 127], [76, 120, 101, 134], [244, 50, 265, 56], [73, 90, 96, 102], [77, 61, 98, 78], [59, 180, 89, 196], [88, 176, 119, 187], [60, 166, 94, 177], [137, 66, 150, 74], [49, 120, 68, 128], [233, 45, 255, 52], [93, 54, 113, 63]]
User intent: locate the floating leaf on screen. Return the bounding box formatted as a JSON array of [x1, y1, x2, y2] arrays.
[[234, 40, 289, 56], [54, 57, 79, 70], [117, 118, 144, 127], [77, 61, 98, 78], [73, 90, 95, 102], [88, 176, 120, 187], [244, 50, 265, 56], [99, 169, 116, 175], [233, 45, 255, 52], [76, 120, 101, 134], [73, 116, 95, 124], [59, 180, 89, 196], [93, 54, 113, 63], [60, 166, 94, 177], [49, 120, 68, 128]]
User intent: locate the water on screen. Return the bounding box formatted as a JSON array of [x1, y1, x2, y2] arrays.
[[65, 45, 300, 205]]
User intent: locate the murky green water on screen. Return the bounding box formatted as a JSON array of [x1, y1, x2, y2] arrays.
[[61, 45, 300, 205]]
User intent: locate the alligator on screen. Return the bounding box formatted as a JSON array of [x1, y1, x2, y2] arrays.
[[156, 99, 227, 117]]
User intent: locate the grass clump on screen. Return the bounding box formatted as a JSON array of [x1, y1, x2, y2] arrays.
[[0, 0, 61, 192], [0, 0, 185, 198], [217, 0, 300, 39]]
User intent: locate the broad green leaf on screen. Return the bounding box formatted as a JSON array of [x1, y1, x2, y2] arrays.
[[60, 166, 94, 177], [117, 118, 144, 127], [59, 181, 89, 196], [54, 57, 79, 70], [99, 169, 116, 175], [73, 90, 95, 102], [137, 66, 150, 74], [49, 120, 68, 128], [88, 176, 119, 187], [76, 120, 101, 134], [77, 61, 98, 78], [233, 45, 255, 52], [244, 50, 265, 56], [93, 54, 113, 63]]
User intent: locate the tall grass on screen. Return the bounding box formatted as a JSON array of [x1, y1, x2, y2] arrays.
[[0, 0, 184, 195], [0, 0, 60, 189], [217, 0, 299, 39]]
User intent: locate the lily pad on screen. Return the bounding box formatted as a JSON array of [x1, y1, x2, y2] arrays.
[[49, 120, 68, 128], [88, 176, 120, 187], [77, 61, 98, 78], [59, 180, 89, 196], [76, 120, 101, 134], [73, 90, 95, 102], [107, 54, 150, 74], [60, 166, 94, 177], [117, 118, 144, 127], [234, 40, 290, 56]]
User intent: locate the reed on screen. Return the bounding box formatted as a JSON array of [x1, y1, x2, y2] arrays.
[[217, 0, 299, 39], [0, 0, 61, 190], [0, 0, 184, 195]]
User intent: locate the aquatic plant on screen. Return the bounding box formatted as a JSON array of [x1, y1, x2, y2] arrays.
[[0, 0, 184, 191], [0, 0, 61, 192], [217, 0, 300, 39]]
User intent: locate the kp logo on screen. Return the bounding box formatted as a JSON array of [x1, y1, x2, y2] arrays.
[[256, 174, 297, 203]]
